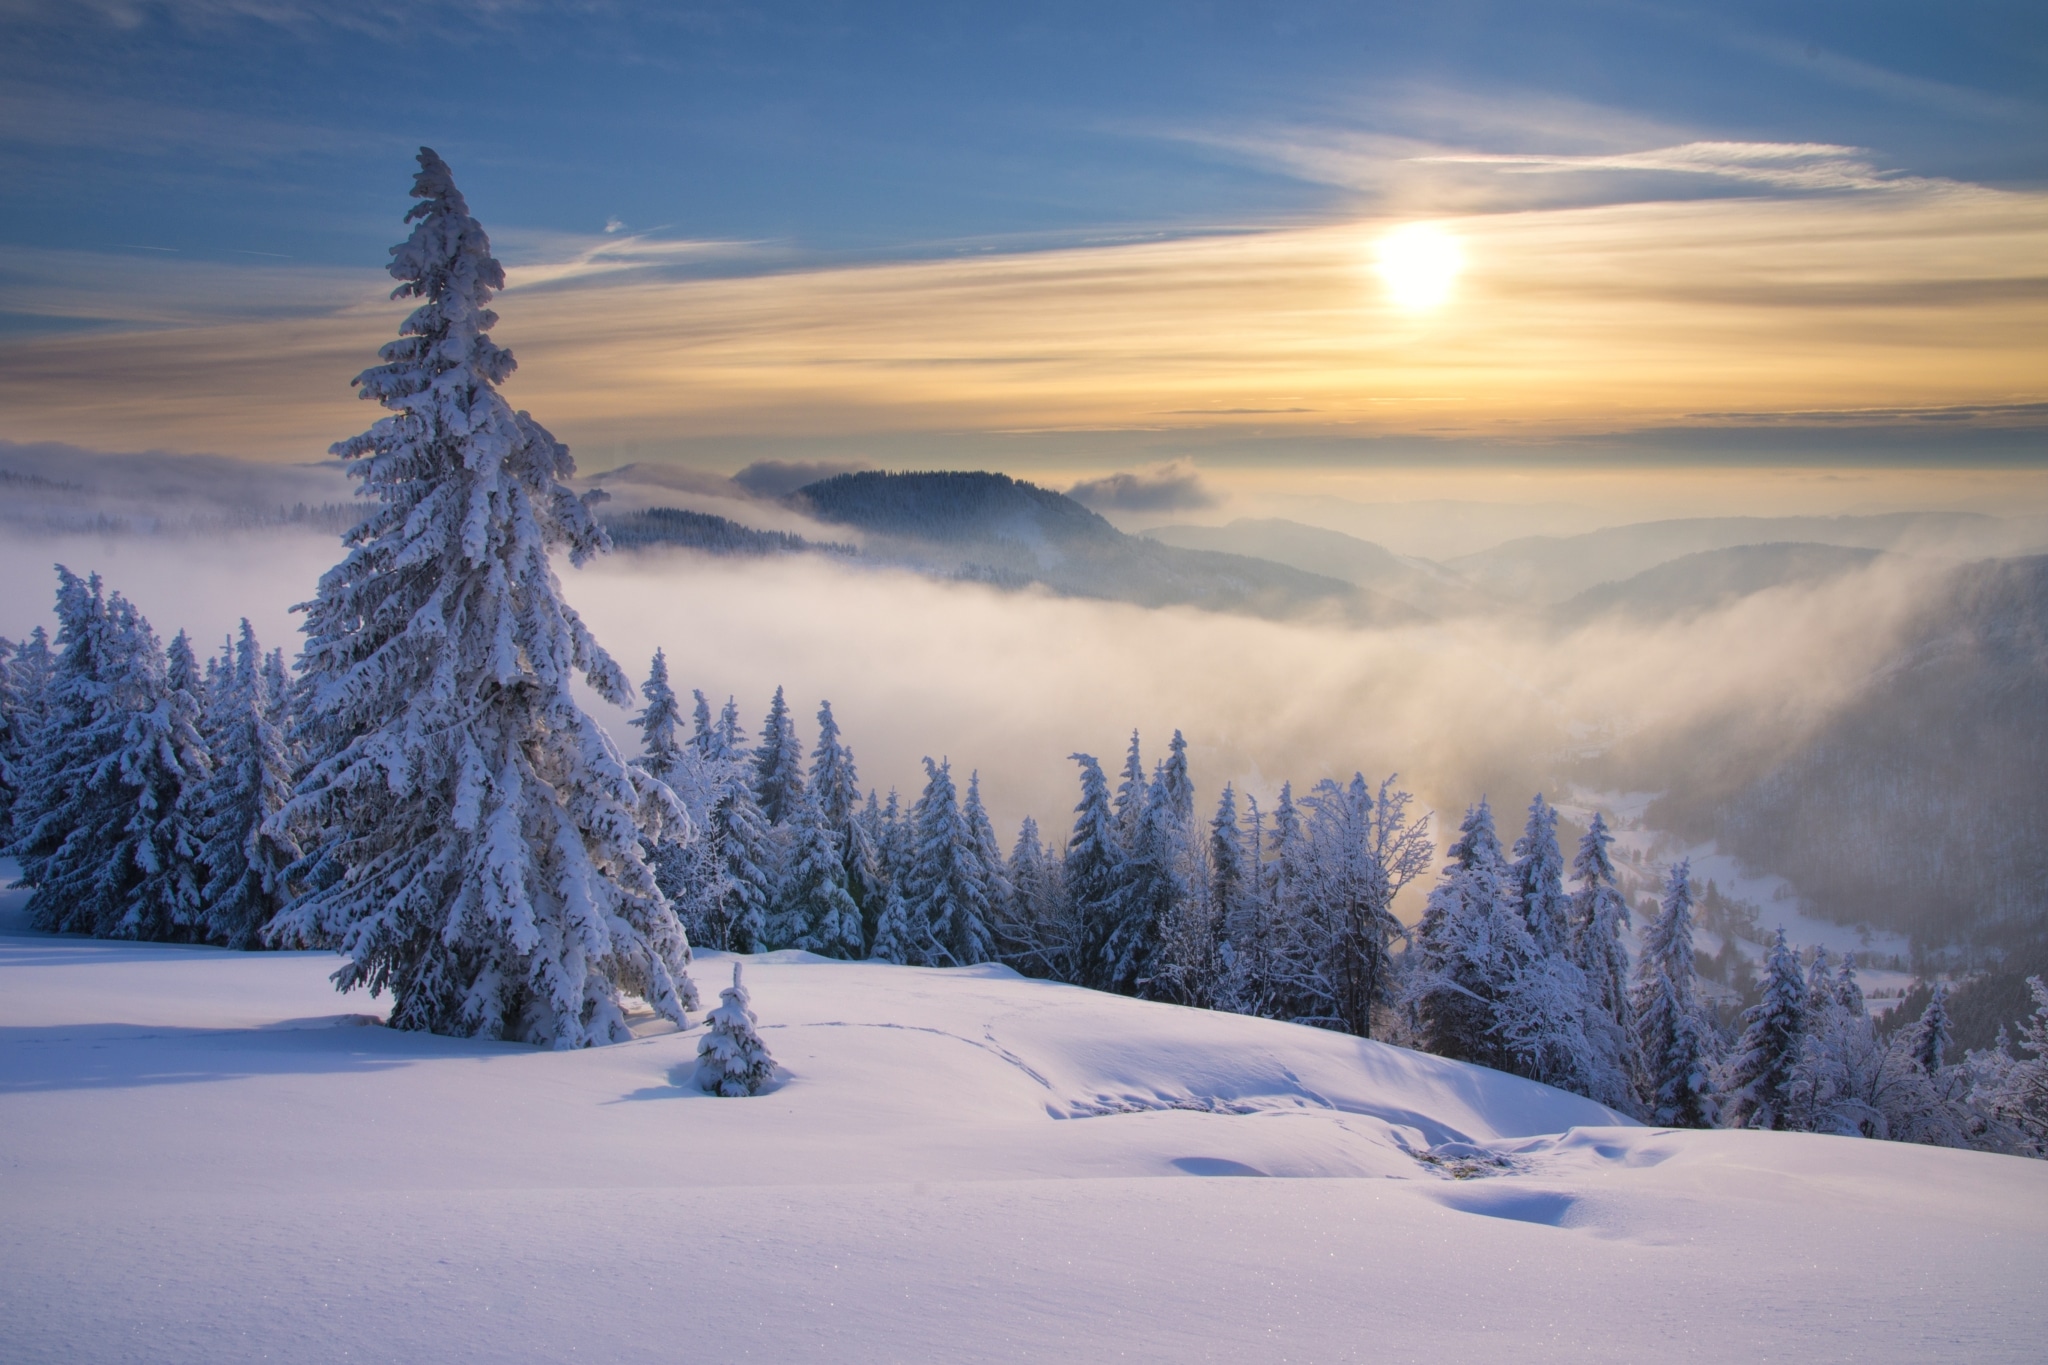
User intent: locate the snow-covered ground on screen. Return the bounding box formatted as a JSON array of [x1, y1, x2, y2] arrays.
[[2, 891, 2042, 1362]]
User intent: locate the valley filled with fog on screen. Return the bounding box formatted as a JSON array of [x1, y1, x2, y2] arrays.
[[6, 439, 2043, 991]]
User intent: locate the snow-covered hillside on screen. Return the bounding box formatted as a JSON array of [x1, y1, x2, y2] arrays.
[[2, 902, 2042, 1362]]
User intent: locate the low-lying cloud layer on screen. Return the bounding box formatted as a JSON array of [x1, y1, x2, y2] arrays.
[[0, 516, 1947, 869]]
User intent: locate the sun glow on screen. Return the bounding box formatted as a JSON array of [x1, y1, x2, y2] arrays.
[[1373, 222, 1464, 311]]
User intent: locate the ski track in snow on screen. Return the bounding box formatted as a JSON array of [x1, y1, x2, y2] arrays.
[[1, 909, 2044, 1363]]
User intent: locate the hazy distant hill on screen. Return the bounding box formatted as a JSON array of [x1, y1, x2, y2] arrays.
[[1452, 512, 2042, 604], [605, 507, 855, 557], [1554, 542, 1885, 626], [794, 472, 1424, 623], [1636, 554, 2048, 958], [1142, 518, 1494, 616]]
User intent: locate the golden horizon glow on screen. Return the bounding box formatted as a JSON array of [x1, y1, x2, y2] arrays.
[[1372, 223, 1464, 311], [0, 185, 2042, 462]]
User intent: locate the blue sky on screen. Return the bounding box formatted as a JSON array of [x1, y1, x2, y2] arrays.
[[6, 1, 2040, 265]]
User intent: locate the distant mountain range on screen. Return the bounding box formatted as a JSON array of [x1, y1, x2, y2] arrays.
[[1551, 542, 1886, 626], [1618, 554, 2048, 959], [1447, 512, 2048, 604]]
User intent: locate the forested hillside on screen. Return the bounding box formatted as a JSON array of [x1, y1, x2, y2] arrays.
[[789, 471, 1421, 623], [1646, 555, 2048, 958]]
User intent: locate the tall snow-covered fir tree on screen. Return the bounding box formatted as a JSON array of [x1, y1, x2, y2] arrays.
[[902, 757, 995, 967], [1221, 790, 1282, 1017], [1909, 983, 1953, 1073], [1407, 801, 1527, 1070], [996, 814, 1074, 980], [1630, 860, 1717, 1127], [11, 569, 211, 941], [1834, 953, 1866, 1018], [808, 699, 875, 920], [628, 653, 714, 985], [1510, 794, 1570, 958], [695, 962, 776, 1097], [1976, 976, 2048, 1157], [1286, 775, 1433, 1038], [961, 771, 1011, 924], [0, 627, 54, 840], [867, 787, 926, 964], [771, 789, 863, 958], [1107, 761, 1183, 997], [704, 761, 774, 953], [1112, 730, 1148, 853], [1064, 752, 1124, 992], [751, 685, 806, 827], [268, 150, 694, 1047], [1568, 812, 1639, 1088], [194, 620, 298, 949], [1138, 745, 1212, 1006], [1721, 929, 1808, 1130]]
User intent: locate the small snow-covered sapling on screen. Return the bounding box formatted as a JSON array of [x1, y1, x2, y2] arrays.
[[696, 963, 776, 1097]]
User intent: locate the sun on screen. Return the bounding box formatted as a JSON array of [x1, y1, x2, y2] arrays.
[[1373, 222, 1464, 311]]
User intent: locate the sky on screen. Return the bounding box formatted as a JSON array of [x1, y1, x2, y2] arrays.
[[2, 0, 2045, 508]]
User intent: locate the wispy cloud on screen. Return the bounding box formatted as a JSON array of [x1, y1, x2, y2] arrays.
[[1068, 460, 1220, 514], [1414, 141, 1930, 193]]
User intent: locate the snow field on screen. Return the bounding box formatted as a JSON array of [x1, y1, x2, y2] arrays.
[[2, 920, 2044, 1363]]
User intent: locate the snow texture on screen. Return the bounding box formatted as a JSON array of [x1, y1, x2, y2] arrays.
[[1, 882, 2043, 1363]]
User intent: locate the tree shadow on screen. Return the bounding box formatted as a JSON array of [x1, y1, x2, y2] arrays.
[[0, 1019, 508, 1093]]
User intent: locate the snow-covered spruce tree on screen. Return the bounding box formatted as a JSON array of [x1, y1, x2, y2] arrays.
[[1407, 801, 1527, 1070], [194, 620, 298, 949], [695, 962, 776, 1096], [751, 685, 806, 827], [1630, 861, 1717, 1127], [1834, 953, 1865, 1018], [1455, 798, 1618, 1104], [704, 763, 773, 953], [902, 757, 995, 967], [852, 788, 893, 953], [808, 699, 876, 922], [1112, 730, 1148, 853], [962, 772, 1012, 924], [1510, 794, 1570, 958], [12, 569, 211, 940], [1063, 752, 1125, 991], [772, 789, 863, 958], [0, 637, 23, 837], [1568, 813, 1639, 1080], [628, 653, 716, 984], [1220, 791, 1283, 1017], [1282, 775, 1433, 1038], [1804, 947, 1834, 1030], [1108, 762, 1184, 997], [1721, 929, 1808, 1130], [1256, 782, 1318, 1021], [631, 650, 688, 790], [995, 815, 1075, 980], [0, 627, 55, 839], [1909, 983, 1953, 1074], [268, 150, 693, 1047], [1144, 759, 1218, 1008], [1974, 977, 2048, 1157]]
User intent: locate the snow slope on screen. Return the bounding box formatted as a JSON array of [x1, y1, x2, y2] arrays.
[[2, 897, 2043, 1362]]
